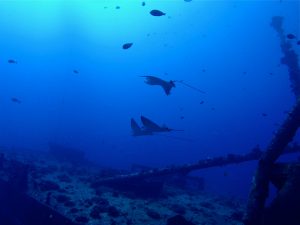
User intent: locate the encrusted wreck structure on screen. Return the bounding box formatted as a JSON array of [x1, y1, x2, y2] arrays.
[[244, 16, 300, 225], [270, 16, 300, 98]]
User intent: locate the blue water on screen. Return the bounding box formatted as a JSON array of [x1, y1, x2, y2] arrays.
[[0, 0, 299, 199]]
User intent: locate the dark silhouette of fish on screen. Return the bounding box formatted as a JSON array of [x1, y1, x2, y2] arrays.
[[297, 40, 300, 45], [73, 70, 79, 74], [287, 33, 296, 39], [141, 116, 173, 133], [142, 1, 146, 6], [131, 116, 182, 136], [141, 75, 175, 95], [11, 97, 21, 103], [8, 59, 17, 64], [150, 9, 166, 16], [131, 118, 152, 136], [123, 43, 133, 49], [131, 116, 192, 141], [141, 76, 205, 95]]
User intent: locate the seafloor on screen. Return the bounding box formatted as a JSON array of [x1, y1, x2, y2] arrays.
[[0, 147, 245, 225]]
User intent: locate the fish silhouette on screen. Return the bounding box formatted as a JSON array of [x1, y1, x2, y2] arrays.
[[11, 97, 22, 104], [141, 116, 173, 132], [131, 116, 182, 136], [122, 43, 133, 49], [8, 59, 17, 64], [150, 9, 166, 16], [131, 118, 152, 136], [141, 75, 175, 95]]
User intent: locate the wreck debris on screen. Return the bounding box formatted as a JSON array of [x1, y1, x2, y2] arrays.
[[243, 16, 300, 225], [48, 142, 86, 165], [244, 98, 300, 225], [270, 16, 300, 98], [90, 144, 300, 187], [264, 163, 300, 224]]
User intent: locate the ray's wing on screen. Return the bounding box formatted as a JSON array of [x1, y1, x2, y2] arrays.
[[141, 76, 166, 86], [131, 118, 143, 136], [141, 76, 174, 95], [140, 116, 162, 131]]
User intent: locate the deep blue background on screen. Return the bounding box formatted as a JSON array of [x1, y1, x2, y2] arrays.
[[0, 0, 299, 199]]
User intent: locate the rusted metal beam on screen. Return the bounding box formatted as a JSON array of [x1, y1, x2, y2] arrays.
[[244, 98, 300, 225], [91, 143, 300, 187]]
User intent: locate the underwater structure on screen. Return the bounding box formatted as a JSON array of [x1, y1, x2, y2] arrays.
[[244, 16, 300, 225], [244, 98, 300, 225], [270, 16, 300, 98], [0, 113, 299, 225], [0, 145, 246, 225], [0, 14, 299, 225]]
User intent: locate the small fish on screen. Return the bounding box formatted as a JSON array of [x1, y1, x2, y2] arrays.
[[200, 101, 204, 104], [122, 43, 133, 49], [180, 116, 184, 120], [11, 97, 21, 103], [142, 1, 145, 6], [8, 59, 17, 64], [287, 33, 296, 39], [150, 9, 166, 16], [262, 113, 268, 117], [73, 70, 79, 74], [116, 6, 120, 9]]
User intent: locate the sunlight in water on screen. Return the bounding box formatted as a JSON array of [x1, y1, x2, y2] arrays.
[[0, 0, 227, 47]]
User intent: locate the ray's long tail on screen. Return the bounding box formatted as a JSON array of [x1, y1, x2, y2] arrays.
[[174, 80, 206, 94]]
